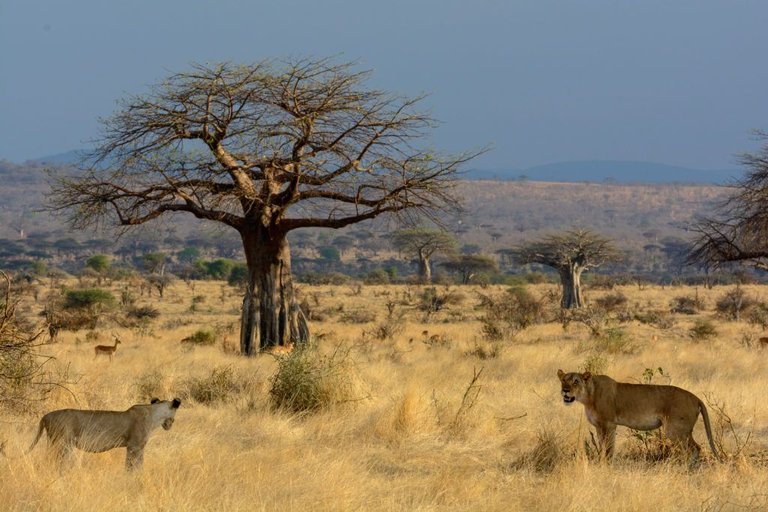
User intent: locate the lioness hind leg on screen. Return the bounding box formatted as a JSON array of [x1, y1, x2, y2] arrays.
[[664, 424, 701, 466]]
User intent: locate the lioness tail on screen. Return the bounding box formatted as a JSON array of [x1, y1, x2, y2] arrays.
[[698, 400, 723, 463], [27, 418, 46, 454]]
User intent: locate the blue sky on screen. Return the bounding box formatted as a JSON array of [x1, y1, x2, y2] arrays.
[[1, 0, 767, 169]]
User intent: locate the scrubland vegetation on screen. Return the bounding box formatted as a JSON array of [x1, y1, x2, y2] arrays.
[[1, 277, 768, 511]]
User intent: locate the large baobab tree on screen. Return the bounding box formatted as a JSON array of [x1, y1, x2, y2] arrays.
[[688, 133, 768, 271], [48, 58, 479, 355], [512, 229, 622, 308], [390, 228, 457, 283]]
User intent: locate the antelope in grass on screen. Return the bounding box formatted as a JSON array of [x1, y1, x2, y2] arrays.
[[262, 343, 295, 356], [94, 334, 122, 362]]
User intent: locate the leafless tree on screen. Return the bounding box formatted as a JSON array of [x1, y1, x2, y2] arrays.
[[512, 229, 622, 308], [47, 58, 481, 354], [689, 132, 768, 271], [390, 227, 457, 283]]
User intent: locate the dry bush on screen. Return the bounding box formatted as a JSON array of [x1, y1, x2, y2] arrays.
[[133, 368, 168, 401], [747, 303, 768, 330], [670, 294, 705, 314], [340, 308, 377, 324], [512, 427, 572, 473], [634, 309, 676, 329], [595, 291, 628, 313], [417, 286, 465, 316], [581, 353, 609, 374], [464, 340, 501, 360], [181, 365, 243, 405], [715, 287, 757, 321], [566, 306, 609, 337], [593, 327, 636, 354], [441, 367, 484, 439], [478, 287, 546, 340], [365, 307, 405, 341], [269, 345, 366, 413], [703, 394, 754, 462]]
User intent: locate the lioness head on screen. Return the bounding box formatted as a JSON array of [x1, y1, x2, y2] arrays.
[[557, 370, 592, 405], [150, 397, 182, 430]]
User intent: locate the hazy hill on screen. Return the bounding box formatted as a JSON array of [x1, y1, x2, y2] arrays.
[[14, 151, 741, 185], [0, 160, 731, 278], [467, 160, 738, 184]]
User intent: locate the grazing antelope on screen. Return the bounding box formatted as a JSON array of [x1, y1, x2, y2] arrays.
[[262, 343, 295, 355], [94, 334, 122, 362]]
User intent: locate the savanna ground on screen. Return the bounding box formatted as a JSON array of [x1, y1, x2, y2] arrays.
[[2, 279, 768, 511]]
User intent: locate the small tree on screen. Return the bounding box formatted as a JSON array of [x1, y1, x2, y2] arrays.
[[0, 272, 65, 412], [85, 254, 110, 273], [441, 254, 497, 284], [85, 253, 111, 285], [390, 228, 457, 283], [512, 229, 622, 309]]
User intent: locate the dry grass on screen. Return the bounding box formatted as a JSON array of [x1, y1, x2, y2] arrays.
[[1, 280, 768, 511]]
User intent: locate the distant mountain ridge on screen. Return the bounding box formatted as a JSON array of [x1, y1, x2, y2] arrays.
[[17, 152, 740, 185], [466, 160, 739, 184]]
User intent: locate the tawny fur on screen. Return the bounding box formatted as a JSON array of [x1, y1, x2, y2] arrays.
[[28, 398, 181, 470], [94, 336, 121, 361], [557, 370, 721, 464]]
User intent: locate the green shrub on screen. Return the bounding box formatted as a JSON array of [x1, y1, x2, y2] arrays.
[[689, 319, 718, 341], [128, 305, 160, 320], [63, 288, 116, 310], [181, 328, 216, 346]]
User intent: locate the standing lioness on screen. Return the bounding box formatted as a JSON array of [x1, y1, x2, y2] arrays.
[[557, 370, 720, 464], [28, 398, 181, 470]]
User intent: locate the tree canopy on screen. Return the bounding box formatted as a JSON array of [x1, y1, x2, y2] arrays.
[[689, 133, 768, 271], [47, 58, 481, 354]]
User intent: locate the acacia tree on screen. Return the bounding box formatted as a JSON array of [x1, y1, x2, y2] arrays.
[[689, 133, 768, 271], [512, 229, 622, 308], [390, 228, 457, 283], [48, 58, 477, 355], [441, 254, 497, 284]]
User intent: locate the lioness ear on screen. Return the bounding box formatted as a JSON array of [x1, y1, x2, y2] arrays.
[[172, 398, 182, 409], [582, 372, 592, 381], [150, 398, 160, 404], [557, 369, 565, 380]]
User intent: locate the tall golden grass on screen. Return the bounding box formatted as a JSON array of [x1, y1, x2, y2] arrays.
[[1, 280, 767, 511]]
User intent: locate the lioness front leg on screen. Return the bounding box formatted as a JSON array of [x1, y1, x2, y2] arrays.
[[126, 446, 144, 470], [596, 423, 617, 461]]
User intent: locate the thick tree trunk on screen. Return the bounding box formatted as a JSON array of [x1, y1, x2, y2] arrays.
[[558, 266, 584, 309], [239, 228, 309, 355]]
